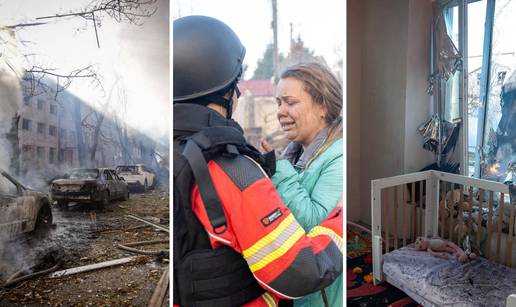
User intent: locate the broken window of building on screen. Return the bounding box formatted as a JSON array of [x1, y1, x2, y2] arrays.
[[442, 0, 516, 183], [37, 122, 45, 134], [22, 145, 33, 162], [22, 118, 31, 130], [37, 99, 45, 111], [49, 125, 57, 137], [50, 104, 57, 115]]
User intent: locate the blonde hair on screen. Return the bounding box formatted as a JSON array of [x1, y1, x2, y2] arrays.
[[280, 62, 342, 167]]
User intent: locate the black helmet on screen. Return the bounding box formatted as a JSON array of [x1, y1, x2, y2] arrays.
[[173, 15, 246, 103]]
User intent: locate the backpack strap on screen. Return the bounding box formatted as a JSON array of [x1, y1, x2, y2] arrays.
[[181, 126, 274, 234], [182, 138, 227, 234]]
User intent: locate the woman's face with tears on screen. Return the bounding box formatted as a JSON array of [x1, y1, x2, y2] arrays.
[[276, 77, 327, 147]]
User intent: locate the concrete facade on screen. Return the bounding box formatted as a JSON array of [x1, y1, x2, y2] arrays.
[[19, 90, 78, 172], [16, 77, 162, 186]]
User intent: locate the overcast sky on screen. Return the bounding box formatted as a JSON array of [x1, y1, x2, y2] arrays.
[[172, 0, 345, 78], [0, 0, 169, 143]]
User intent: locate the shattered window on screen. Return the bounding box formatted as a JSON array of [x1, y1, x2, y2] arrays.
[[0, 174, 18, 196], [116, 166, 137, 173], [37, 122, 45, 134], [464, 1, 488, 177], [21, 118, 31, 131], [104, 170, 114, 180], [442, 5, 460, 122], [69, 169, 99, 179], [37, 99, 45, 110], [480, 0, 516, 183], [49, 125, 57, 137], [22, 145, 33, 162], [444, 0, 516, 182]]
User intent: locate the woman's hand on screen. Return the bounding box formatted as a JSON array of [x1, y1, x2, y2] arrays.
[[261, 140, 274, 153]]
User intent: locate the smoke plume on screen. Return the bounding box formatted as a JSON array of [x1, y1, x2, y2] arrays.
[[0, 26, 24, 171]]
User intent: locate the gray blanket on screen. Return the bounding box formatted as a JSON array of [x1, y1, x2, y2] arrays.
[[383, 246, 516, 307]]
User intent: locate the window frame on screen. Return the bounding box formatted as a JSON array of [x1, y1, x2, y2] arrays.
[[37, 99, 45, 111], [21, 118, 31, 131], [440, 0, 497, 179]]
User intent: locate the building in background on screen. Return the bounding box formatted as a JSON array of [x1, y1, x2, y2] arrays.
[[15, 75, 166, 188], [236, 79, 289, 151]]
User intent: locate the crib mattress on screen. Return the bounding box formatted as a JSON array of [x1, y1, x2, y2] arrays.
[[383, 246, 516, 307]]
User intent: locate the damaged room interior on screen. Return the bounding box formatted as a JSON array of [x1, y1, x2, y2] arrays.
[[347, 0, 516, 306]]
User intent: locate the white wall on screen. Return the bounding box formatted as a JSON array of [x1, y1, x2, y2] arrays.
[[347, 0, 434, 225], [346, 0, 363, 222], [404, 0, 434, 173]]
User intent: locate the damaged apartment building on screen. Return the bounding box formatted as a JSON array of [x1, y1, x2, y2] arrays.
[[12, 75, 162, 186]]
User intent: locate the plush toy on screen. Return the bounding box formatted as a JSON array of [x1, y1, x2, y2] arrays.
[[363, 273, 374, 284], [454, 213, 479, 243], [414, 236, 477, 263]]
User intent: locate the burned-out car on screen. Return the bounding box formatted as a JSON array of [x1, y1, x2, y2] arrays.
[[50, 168, 129, 209], [116, 164, 156, 192], [0, 168, 52, 239]]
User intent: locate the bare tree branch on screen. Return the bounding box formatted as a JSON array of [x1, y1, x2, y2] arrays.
[[5, 22, 49, 29], [9, 0, 157, 48], [23, 65, 102, 98], [36, 0, 158, 26]]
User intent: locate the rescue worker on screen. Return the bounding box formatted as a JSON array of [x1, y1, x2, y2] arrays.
[[173, 15, 343, 307]]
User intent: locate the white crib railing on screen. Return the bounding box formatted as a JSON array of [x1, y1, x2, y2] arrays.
[[371, 170, 515, 285]]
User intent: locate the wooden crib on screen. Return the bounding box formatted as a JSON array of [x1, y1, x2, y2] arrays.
[[371, 170, 516, 289]]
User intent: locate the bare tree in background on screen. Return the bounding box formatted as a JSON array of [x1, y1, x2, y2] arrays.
[[23, 65, 101, 98], [112, 85, 134, 164], [35, 0, 158, 48], [5, 0, 158, 170], [78, 77, 120, 166], [7, 0, 159, 95], [11, 0, 159, 95]]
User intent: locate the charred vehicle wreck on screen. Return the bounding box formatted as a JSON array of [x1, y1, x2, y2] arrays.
[[0, 168, 53, 239], [50, 168, 129, 209], [116, 164, 156, 192]]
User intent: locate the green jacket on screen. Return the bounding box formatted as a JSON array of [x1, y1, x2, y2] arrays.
[[271, 138, 343, 307]]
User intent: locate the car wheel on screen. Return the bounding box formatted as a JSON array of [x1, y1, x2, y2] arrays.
[[35, 202, 53, 230], [97, 190, 109, 209]]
